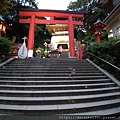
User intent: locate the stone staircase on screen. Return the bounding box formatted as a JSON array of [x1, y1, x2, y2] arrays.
[[0, 57, 120, 116]]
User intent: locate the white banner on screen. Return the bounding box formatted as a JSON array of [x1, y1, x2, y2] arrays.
[[18, 40, 27, 59]]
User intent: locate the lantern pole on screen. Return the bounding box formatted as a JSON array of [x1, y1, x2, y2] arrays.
[[94, 32, 102, 43]]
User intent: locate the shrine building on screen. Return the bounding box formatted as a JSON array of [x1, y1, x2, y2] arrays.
[[46, 24, 76, 51]]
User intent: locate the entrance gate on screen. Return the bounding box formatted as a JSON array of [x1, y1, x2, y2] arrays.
[[19, 9, 85, 57]]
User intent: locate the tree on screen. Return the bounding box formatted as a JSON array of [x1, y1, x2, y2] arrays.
[[11, 0, 38, 8], [67, 0, 108, 42], [67, 0, 108, 30], [2, 0, 39, 41], [0, 0, 11, 13], [1, 0, 51, 51]]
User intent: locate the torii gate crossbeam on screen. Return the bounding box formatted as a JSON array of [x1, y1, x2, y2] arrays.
[[18, 9, 85, 58]]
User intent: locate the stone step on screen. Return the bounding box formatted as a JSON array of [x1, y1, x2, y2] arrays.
[[5, 62, 91, 65], [68, 107, 120, 115], [0, 98, 120, 115], [0, 76, 108, 80], [0, 68, 99, 71], [0, 79, 111, 85], [5, 64, 93, 67], [0, 58, 120, 115], [11, 58, 87, 62], [5, 60, 89, 63], [9, 64, 92, 67], [3, 61, 95, 66], [0, 73, 104, 77], [0, 92, 120, 105], [0, 70, 101, 73], [0, 87, 119, 97], [0, 83, 116, 90], [2, 66, 97, 69]]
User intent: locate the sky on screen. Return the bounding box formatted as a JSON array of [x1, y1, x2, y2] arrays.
[[36, 0, 76, 10]]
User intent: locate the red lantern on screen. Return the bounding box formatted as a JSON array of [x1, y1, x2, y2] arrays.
[[91, 19, 106, 43]]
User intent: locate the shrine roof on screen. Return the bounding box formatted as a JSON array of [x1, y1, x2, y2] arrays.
[[17, 8, 87, 15]]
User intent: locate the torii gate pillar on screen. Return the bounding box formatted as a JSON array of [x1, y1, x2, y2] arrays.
[[68, 16, 75, 57], [27, 14, 35, 57]]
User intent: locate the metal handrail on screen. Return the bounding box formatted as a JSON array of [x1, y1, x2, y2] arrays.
[[87, 52, 120, 71]]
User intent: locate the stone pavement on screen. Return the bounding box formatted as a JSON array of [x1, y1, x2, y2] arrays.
[[0, 115, 72, 120]]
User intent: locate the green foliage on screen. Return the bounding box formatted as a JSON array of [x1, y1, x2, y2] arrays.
[[67, 0, 108, 44], [67, 0, 108, 30], [1, 0, 52, 53], [0, 0, 11, 13], [34, 47, 50, 58], [101, 30, 108, 41], [88, 39, 117, 64], [68, 0, 90, 11], [88, 38, 120, 80], [2, 0, 50, 49], [76, 31, 86, 40], [0, 37, 12, 55]]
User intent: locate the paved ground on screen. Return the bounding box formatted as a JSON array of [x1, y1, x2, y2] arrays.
[[1, 115, 84, 120], [0, 115, 74, 120], [0, 115, 119, 120]]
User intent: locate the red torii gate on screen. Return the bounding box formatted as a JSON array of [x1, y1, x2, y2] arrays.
[[19, 9, 85, 58]]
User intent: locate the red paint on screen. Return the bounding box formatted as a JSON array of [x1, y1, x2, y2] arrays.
[[95, 33, 101, 43], [79, 44, 82, 60], [27, 14, 35, 51], [19, 11, 84, 18], [19, 19, 83, 25], [77, 44, 82, 60], [68, 16, 75, 57]]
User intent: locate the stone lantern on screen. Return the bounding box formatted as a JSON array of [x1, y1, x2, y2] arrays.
[[91, 19, 106, 43]]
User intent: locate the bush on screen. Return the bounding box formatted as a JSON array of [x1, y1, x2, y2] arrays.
[[88, 38, 120, 80], [0, 37, 12, 56], [88, 38, 118, 64]]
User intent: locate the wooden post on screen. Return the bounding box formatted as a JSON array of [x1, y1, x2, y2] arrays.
[[79, 44, 82, 60]]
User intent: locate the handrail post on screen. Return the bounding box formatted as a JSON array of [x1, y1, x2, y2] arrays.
[[77, 44, 82, 60], [79, 44, 82, 60]]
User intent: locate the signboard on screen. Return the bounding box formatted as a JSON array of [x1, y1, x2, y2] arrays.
[[18, 37, 27, 59]]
